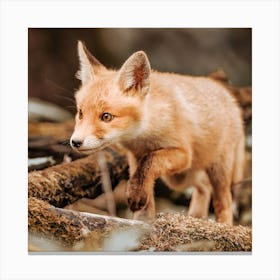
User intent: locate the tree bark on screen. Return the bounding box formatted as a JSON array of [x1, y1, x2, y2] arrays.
[[28, 149, 129, 207]]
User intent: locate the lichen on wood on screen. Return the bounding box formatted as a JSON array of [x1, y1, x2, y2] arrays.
[[138, 212, 252, 252]]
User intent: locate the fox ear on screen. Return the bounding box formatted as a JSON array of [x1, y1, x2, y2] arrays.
[[118, 51, 151, 95], [76, 41, 105, 84]]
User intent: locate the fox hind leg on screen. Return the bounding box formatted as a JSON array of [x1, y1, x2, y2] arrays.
[[231, 136, 246, 217], [206, 159, 234, 225], [187, 171, 212, 219], [162, 169, 212, 219]]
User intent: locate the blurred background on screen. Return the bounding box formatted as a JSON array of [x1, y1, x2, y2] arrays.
[[28, 28, 251, 115]]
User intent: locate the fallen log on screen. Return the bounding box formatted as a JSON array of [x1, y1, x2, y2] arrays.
[[28, 149, 129, 207], [28, 197, 150, 251], [28, 197, 251, 252], [28, 136, 72, 154], [28, 120, 78, 164], [28, 97, 73, 123], [139, 212, 252, 252], [28, 135, 85, 168], [28, 119, 74, 139], [28, 156, 57, 172]]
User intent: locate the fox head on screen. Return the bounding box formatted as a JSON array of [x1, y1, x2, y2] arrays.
[[70, 41, 151, 154]]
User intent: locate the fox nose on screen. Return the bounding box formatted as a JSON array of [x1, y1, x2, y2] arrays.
[[71, 139, 83, 148]]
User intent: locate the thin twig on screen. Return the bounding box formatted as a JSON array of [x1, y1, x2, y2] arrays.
[[97, 151, 116, 216]]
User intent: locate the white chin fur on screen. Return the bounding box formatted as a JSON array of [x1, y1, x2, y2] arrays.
[[81, 136, 105, 151], [78, 148, 97, 155]]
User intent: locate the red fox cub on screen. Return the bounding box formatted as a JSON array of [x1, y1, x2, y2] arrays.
[[70, 41, 245, 225]]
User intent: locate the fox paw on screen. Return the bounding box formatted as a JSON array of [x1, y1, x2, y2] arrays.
[[126, 181, 148, 212]]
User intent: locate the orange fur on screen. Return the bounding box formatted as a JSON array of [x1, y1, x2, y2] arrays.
[[71, 42, 245, 225]]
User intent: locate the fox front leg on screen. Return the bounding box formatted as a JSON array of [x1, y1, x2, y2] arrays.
[[126, 176, 155, 222], [126, 147, 191, 221]]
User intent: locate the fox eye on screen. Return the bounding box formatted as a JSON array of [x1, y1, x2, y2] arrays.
[[78, 109, 83, 119], [101, 112, 114, 122]]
